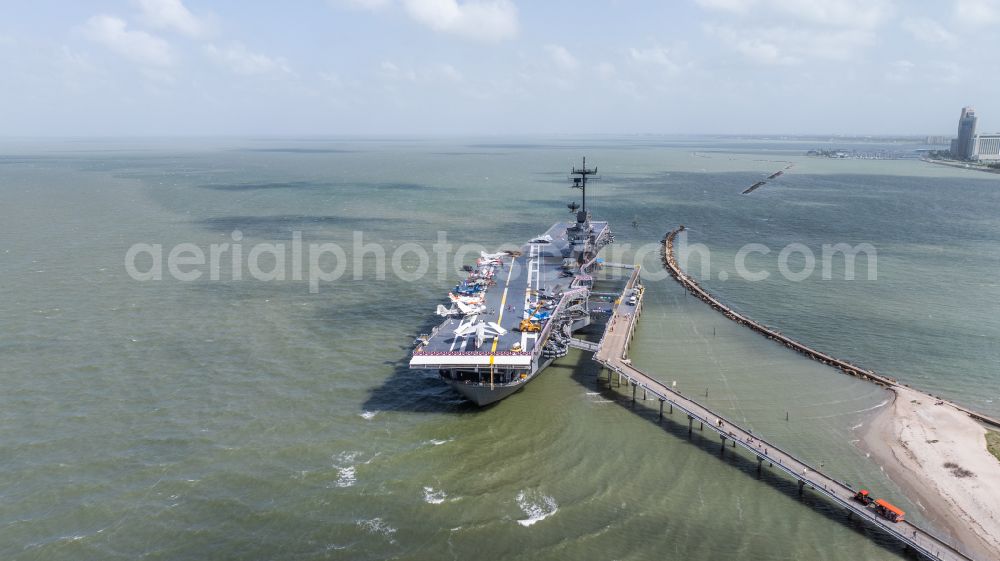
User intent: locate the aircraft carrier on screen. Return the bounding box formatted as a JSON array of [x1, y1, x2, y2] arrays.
[[410, 159, 617, 405]]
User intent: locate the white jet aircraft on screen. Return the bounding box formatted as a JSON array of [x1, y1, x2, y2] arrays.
[[480, 251, 507, 262], [436, 301, 487, 317], [454, 319, 508, 349]]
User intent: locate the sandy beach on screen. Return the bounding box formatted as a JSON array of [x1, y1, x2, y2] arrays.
[[863, 386, 1000, 560]]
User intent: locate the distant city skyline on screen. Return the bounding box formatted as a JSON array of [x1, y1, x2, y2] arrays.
[[1, 0, 999, 136]]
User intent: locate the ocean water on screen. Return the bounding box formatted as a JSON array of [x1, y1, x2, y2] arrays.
[[2, 136, 998, 560]]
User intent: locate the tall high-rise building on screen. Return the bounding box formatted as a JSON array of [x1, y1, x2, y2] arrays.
[[953, 106, 978, 160]]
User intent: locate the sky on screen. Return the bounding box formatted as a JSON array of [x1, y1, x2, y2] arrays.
[[1, 0, 999, 136]]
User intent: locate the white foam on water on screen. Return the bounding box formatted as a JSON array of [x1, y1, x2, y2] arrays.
[[333, 451, 366, 487], [336, 466, 356, 487], [429, 438, 453, 446], [423, 486, 447, 504], [356, 517, 397, 544], [516, 490, 558, 527], [359, 410, 378, 420], [335, 451, 361, 463]]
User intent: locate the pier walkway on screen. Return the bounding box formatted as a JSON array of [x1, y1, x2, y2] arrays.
[[567, 338, 600, 352], [588, 264, 976, 561]]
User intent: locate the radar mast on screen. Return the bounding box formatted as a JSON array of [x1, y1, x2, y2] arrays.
[[570, 157, 598, 214]]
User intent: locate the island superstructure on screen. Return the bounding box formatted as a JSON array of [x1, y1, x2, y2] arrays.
[[409, 158, 616, 405]]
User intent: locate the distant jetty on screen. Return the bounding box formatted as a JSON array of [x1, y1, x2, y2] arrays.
[[741, 164, 793, 195], [661, 226, 1000, 430]]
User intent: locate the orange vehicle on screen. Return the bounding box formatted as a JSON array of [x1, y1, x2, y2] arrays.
[[873, 499, 905, 522], [853, 489, 874, 505]]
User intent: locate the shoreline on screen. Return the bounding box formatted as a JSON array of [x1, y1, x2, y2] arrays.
[[924, 157, 1000, 175], [862, 386, 1000, 560]]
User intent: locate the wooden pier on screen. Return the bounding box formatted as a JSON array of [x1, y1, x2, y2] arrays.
[[587, 263, 978, 561]]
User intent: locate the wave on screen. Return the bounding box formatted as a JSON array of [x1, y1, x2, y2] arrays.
[[356, 517, 397, 544], [359, 410, 378, 420], [423, 486, 447, 504], [335, 466, 356, 487], [333, 450, 375, 488], [516, 490, 558, 527], [806, 398, 891, 420]]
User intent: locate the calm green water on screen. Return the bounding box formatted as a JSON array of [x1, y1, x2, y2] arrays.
[[2, 137, 998, 560]]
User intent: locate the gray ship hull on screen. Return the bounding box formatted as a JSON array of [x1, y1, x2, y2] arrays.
[[441, 357, 556, 406], [444, 378, 526, 406]]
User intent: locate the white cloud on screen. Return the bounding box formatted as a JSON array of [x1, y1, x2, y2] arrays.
[[884, 59, 964, 85], [379, 60, 415, 81], [697, 0, 894, 29], [695, 0, 756, 13], [319, 71, 344, 88], [56, 46, 102, 93], [885, 59, 915, 81], [629, 45, 683, 71], [205, 43, 293, 77], [434, 63, 464, 82], [954, 0, 1000, 25], [136, 0, 209, 37], [705, 26, 795, 65], [901, 17, 956, 44], [81, 15, 173, 67], [378, 60, 464, 82], [401, 0, 518, 41], [927, 60, 963, 84], [735, 39, 793, 65], [58, 46, 96, 74], [336, 0, 392, 9], [763, 0, 893, 29], [706, 24, 874, 65], [545, 44, 579, 71], [697, 0, 890, 66]]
